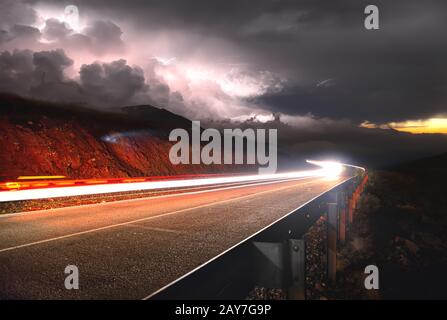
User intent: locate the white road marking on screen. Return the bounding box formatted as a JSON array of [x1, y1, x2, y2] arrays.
[[0, 177, 320, 253], [143, 176, 353, 300], [125, 224, 183, 234]]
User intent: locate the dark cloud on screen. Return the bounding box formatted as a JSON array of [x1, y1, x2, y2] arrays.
[[0, 11, 125, 57], [1, 49, 86, 109], [42, 18, 73, 41], [0, 30, 8, 45], [66, 33, 91, 48], [0, 47, 180, 107], [205, 117, 447, 168], [10, 24, 41, 41], [237, 0, 447, 123], [33, 49, 73, 83], [84, 20, 125, 55], [0, 49, 77, 101], [0, 49, 34, 95], [0, 0, 37, 30], [36, 18, 124, 56], [28, 0, 447, 124], [0, 0, 446, 168], [79, 59, 145, 105], [0, 24, 42, 47]]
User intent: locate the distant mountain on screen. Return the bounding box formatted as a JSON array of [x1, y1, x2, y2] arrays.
[[0, 93, 238, 179], [394, 152, 447, 176], [122, 105, 193, 132]]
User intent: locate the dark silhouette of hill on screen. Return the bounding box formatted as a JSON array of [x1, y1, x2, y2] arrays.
[[394, 151, 447, 176]]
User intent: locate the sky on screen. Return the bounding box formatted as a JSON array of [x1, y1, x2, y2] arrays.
[[1, 0, 447, 166]]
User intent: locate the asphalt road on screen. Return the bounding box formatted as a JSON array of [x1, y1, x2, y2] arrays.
[[0, 176, 345, 299]]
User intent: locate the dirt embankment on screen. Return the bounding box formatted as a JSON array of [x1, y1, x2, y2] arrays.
[[0, 94, 240, 179], [330, 154, 447, 299]]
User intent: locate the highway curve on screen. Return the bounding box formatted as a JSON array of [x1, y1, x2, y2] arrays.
[[0, 176, 346, 299]]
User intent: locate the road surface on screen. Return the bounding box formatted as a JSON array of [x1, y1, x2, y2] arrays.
[[0, 176, 346, 299]]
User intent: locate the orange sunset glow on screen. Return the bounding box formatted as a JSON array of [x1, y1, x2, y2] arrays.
[[361, 118, 447, 134]]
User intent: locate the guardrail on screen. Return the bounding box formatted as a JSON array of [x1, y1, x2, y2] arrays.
[[149, 171, 368, 300]]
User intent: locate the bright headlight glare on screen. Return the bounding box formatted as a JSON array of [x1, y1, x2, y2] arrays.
[[306, 160, 344, 178]]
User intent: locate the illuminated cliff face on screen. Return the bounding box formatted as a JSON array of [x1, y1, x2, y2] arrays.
[[0, 94, 244, 179]]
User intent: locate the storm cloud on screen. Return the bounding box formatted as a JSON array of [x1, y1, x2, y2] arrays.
[[205, 115, 447, 168], [83, 20, 124, 55], [0, 49, 34, 95], [1, 0, 447, 166], [0, 47, 182, 108], [33, 49, 73, 82], [0, 49, 73, 95], [0, 0, 37, 30], [79, 59, 145, 105], [7, 0, 443, 125]]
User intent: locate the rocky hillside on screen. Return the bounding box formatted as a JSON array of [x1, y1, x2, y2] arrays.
[[0, 94, 240, 179], [329, 153, 447, 299]]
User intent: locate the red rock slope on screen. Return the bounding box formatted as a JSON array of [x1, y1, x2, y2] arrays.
[[0, 94, 240, 179]]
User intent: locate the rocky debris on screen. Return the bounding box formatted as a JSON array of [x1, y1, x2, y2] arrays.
[[304, 216, 327, 300], [247, 287, 286, 300], [326, 204, 378, 300], [325, 168, 447, 299]]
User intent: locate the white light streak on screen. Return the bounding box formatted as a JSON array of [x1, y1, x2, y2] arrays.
[[0, 169, 331, 202], [306, 160, 344, 179]]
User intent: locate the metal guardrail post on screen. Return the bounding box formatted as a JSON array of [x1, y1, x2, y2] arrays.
[[327, 202, 337, 283], [151, 175, 366, 300], [288, 239, 305, 300], [348, 196, 354, 224], [338, 192, 347, 244], [252, 241, 284, 289], [252, 239, 306, 300]]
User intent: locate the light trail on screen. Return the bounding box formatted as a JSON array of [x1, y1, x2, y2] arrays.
[[0, 161, 352, 202], [306, 160, 344, 178], [17, 176, 66, 180]]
